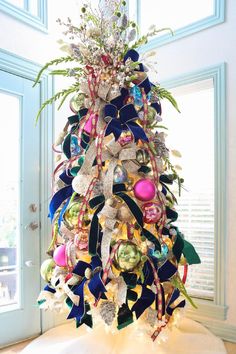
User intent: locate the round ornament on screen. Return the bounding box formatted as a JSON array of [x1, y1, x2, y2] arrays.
[[40, 258, 56, 282], [117, 205, 133, 222], [118, 130, 133, 146], [136, 149, 150, 165], [133, 178, 156, 201], [84, 113, 98, 134], [113, 165, 128, 184], [53, 244, 67, 267], [69, 94, 85, 113], [70, 135, 81, 157], [147, 106, 157, 125], [114, 241, 142, 272], [64, 201, 82, 228], [142, 202, 162, 224]]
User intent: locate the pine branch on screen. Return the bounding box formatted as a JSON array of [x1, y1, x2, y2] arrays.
[[171, 274, 197, 309], [152, 86, 181, 113]]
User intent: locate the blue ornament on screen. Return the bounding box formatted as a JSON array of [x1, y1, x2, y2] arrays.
[[70, 135, 81, 157], [130, 86, 151, 110], [151, 243, 169, 261]]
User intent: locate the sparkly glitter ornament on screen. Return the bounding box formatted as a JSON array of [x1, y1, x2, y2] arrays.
[[40, 258, 56, 282], [117, 205, 133, 222], [133, 178, 156, 201], [152, 243, 169, 261], [118, 130, 133, 146], [113, 165, 128, 183], [53, 244, 67, 267], [99, 300, 116, 326], [142, 202, 162, 224], [70, 135, 81, 157], [136, 149, 150, 165], [69, 94, 85, 113], [130, 85, 143, 110], [64, 201, 82, 228], [114, 241, 142, 272]]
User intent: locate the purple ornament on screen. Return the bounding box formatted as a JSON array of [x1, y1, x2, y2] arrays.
[[133, 178, 156, 202], [53, 244, 67, 267]]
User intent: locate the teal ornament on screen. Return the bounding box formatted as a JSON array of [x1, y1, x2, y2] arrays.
[[113, 165, 128, 184], [152, 243, 169, 261], [70, 135, 81, 157], [130, 86, 143, 110]]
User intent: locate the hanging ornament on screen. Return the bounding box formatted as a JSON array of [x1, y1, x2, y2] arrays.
[[53, 244, 67, 267], [69, 93, 86, 113], [142, 202, 162, 224], [99, 300, 116, 326], [40, 258, 56, 282], [118, 130, 133, 146], [136, 149, 150, 165], [64, 201, 82, 228], [129, 85, 143, 110], [70, 135, 81, 157], [84, 113, 98, 135], [133, 178, 156, 201], [114, 241, 142, 272], [152, 243, 169, 261], [147, 106, 157, 125], [113, 165, 128, 184]]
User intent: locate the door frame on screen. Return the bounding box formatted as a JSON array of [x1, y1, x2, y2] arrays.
[[0, 48, 54, 341]]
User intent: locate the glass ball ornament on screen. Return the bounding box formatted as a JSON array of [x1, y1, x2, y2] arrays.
[[40, 258, 56, 282], [64, 201, 82, 228], [69, 93, 85, 113], [114, 241, 142, 272], [142, 202, 162, 224], [70, 135, 81, 157], [136, 149, 150, 165], [133, 178, 156, 201], [113, 165, 128, 184], [53, 244, 67, 267], [118, 130, 133, 146]]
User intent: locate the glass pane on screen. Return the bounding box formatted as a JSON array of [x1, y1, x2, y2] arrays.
[[5, 0, 24, 9], [139, 0, 214, 34], [0, 91, 20, 308], [28, 0, 38, 17], [162, 79, 215, 300]]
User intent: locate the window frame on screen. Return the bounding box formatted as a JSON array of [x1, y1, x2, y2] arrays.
[[161, 63, 227, 320], [0, 0, 48, 32], [130, 0, 225, 49]]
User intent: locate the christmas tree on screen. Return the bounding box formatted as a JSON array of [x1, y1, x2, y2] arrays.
[[36, 0, 200, 342]]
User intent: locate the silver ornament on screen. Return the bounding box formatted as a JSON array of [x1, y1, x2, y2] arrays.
[[99, 300, 116, 326], [113, 165, 128, 183], [136, 149, 150, 165]]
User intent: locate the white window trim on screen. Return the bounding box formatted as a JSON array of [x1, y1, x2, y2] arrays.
[[0, 0, 48, 32], [161, 63, 227, 322]]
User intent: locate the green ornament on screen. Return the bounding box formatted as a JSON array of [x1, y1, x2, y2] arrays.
[[70, 94, 85, 114], [64, 200, 82, 228], [147, 106, 157, 124], [114, 241, 142, 272], [40, 259, 56, 282]]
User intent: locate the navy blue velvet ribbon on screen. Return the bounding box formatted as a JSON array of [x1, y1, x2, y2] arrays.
[[166, 289, 186, 316], [49, 185, 73, 221], [104, 103, 148, 142], [131, 285, 155, 319]]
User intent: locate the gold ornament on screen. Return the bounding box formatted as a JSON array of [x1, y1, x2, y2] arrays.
[[114, 241, 142, 272], [40, 258, 56, 282], [117, 205, 133, 222], [64, 201, 82, 228], [70, 94, 86, 113], [136, 149, 150, 165]]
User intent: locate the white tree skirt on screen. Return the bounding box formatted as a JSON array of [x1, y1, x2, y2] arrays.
[[22, 318, 226, 354]]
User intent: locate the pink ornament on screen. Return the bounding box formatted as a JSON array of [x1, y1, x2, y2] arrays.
[[84, 113, 98, 134], [53, 244, 67, 267], [118, 130, 133, 146], [142, 202, 162, 224], [133, 178, 156, 201]]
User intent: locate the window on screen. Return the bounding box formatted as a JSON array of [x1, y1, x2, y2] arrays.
[[0, 0, 47, 32], [129, 0, 225, 49], [161, 64, 226, 319], [163, 79, 214, 300]]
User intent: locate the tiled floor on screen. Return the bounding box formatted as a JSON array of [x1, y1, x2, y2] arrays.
[[0, 339, 235, 353]]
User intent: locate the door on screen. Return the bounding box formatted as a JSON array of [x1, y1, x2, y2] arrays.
[[0, 69, 41, 347]]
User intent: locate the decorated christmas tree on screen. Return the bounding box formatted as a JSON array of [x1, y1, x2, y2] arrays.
[[36, 0, 200, 342]]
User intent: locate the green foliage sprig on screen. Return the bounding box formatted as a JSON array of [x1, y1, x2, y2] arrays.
[[33, 56, 75, 87], [171, 274, 198, 309], [164, 156, 184, 197], [152, 85, 180, 113]]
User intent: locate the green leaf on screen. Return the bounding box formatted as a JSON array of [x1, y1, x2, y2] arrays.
[[183, 240, 201, 265], [171, 275, 198, 309]]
